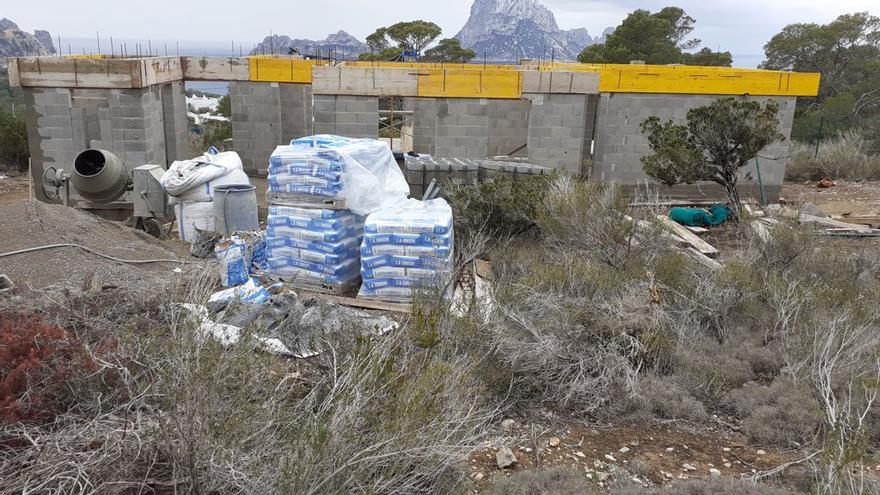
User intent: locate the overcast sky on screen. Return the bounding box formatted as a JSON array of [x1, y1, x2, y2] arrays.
[[4, 0, 879, 66]]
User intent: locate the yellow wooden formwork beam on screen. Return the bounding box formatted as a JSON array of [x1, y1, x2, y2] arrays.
[[417, 69, 522, 99], [248, 58, 328, 83], [64, 54, 109, 60], [538, 62, 820, 97], [346, 61, 517, 71]]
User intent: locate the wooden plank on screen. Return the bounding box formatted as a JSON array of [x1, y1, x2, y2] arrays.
[[181, 56, 249, 81], [7, 57, 21, 87], [309, 293, 412, 314], [799, 213, 874, 233], [685, 226, 709, 234], [656, 215, 719, 257], [685, 247, 722, 270], [830, 215, 880, 227], [751, 220, 771, 242], [142, 57, 184, 86]]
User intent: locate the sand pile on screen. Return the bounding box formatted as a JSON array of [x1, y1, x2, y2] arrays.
[[0, 200, 192, 292]]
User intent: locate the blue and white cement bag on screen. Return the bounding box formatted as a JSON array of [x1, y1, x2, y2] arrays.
[[358, 198, 454, 302], [215, 237, 249, 287]]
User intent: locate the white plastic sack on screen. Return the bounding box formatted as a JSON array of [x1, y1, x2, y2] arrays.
[[161, 151, 243, 197], [175, 201, 215, 242], [169, 169, 252, 204]]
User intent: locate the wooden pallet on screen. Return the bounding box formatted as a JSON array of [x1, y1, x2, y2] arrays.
[[265, 191, 348, 210]]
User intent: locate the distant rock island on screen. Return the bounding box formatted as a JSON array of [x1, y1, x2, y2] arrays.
[[455, 0, 609, 61], [251, 0, 608, 62], [250, 31, 367, 59], [0, 18, 55, 59]]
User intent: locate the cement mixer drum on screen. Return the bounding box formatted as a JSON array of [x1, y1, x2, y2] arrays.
[[71, 149, 129, 203]]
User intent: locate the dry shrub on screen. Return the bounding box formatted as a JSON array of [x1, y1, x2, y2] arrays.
[[1, 271, 496, 494], [725, 378, 820, 448], [0, 312, 97, 423], [536, 176, 668, 268], [483, 466, 594, 495], [638, 375, 707, 422], [614, 476, 799, 494], [672, 342, 755, 406], [787, 130, 880, 181]]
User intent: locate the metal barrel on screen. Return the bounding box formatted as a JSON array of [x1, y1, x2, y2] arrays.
[[213, 184, 259, 234]]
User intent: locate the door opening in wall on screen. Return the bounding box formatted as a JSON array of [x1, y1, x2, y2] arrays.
[[378, 96, 413, 153], [183, 81, 231, 155]]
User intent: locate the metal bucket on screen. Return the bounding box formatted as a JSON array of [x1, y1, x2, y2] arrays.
[[213, 184, 259, 234]]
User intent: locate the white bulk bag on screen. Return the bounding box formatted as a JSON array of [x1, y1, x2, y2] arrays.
[[161, 151, 243, 197]]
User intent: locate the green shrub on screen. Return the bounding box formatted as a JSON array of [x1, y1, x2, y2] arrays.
[[444, 172, 550, 240]]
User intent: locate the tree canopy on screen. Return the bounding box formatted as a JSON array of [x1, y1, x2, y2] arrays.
[[422, 38, 476, 63], [640, 97, 782, 213], [578, 7, 731, 67], [360, 21, 442, 61], [761, 12, 880, 142]]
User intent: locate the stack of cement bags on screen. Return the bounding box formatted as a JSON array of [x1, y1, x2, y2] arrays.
[[264, 135, 408, 293], [358, 198, 454, 302], [264, 206, 363, 292], [160, 149, 251, 242]]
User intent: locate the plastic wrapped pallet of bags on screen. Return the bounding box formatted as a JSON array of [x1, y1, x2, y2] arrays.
[[263, 205, 364, 293], [358, 198, 454, 303], [268, 135, 409, 216]]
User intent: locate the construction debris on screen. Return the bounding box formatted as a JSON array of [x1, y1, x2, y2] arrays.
[[657, 215, 719, 258]]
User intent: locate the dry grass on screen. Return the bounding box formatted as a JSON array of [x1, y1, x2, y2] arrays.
[[786, 130, 880, 181]]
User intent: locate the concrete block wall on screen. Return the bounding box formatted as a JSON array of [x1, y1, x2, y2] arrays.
[[525, 93, 592, 174], [229, 81, 315, 174], [433, 98, 489, 159], [22, 88, 81, 193], [487, 99, 530, 157], [592, 93, 796, 201], [24, 85, 182, 201], [91, 86, 168, 169], [313, 94, 378, 139]]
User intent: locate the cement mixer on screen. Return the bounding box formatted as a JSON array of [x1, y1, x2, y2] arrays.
[[41, 149, 170, 237]]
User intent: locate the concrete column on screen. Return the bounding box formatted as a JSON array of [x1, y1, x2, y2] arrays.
[[525, 93, 591, 174], [411, 97, 438, 155], [161, 81, 190, 163], [229, 81, 281, 175], [591, 93, 795, 201]]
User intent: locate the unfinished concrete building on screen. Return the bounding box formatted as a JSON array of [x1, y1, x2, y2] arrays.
[[7, 56, 819, 202]]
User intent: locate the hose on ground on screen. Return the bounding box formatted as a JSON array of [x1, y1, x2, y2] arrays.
[[0, 243, 186, 265]]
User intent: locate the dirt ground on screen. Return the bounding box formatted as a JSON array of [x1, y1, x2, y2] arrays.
[[468, 421, 809, 490], [0, 200, 200, 292], [0, 175, 30, 205], [781, 179, 880, 216]]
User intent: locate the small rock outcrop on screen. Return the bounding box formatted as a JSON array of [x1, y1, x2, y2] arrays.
[[0, 18, 55, 58]]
